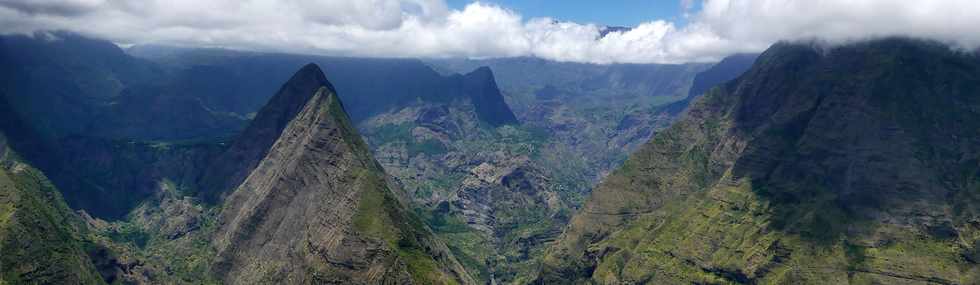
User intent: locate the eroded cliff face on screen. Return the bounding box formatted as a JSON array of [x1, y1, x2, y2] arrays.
[[210, 64, 473, 284], [199, 63, 335, 203], [539, 39, 980, 284]]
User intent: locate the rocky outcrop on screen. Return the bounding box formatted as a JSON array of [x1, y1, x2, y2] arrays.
[[210, 64, 473, 284], [459, 67, 519, 127], [539, 38, 980, 284]]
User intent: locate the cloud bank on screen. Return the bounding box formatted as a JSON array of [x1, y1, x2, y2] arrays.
[[1, 0, 979, 64]]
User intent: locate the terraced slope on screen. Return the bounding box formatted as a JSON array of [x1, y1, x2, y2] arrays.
[[538, 38, 980, 284]]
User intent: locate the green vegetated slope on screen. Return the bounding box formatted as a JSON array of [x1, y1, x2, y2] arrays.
[[210, 64, 473, 284], [0, 91, 221, 284], [538, 38, 980, 284], [49, 137, 223, 220], [0, 135, 105, 284]]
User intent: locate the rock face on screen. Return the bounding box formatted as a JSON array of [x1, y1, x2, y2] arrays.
[[210, 64, 473, 284], [199, 63, 333, 202], [459, 67, 519, 127], [539, 39, 980, 284]]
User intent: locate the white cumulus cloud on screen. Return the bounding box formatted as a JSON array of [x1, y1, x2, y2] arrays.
[[1, 0, 979, 64]]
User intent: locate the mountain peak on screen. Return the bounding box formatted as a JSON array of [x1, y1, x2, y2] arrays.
[[209, 65, 473, 284], [198, 63, 334, 201], [295, 62, 329, 82], [284, 62, 334, 99], [461, 66, 519, 127]]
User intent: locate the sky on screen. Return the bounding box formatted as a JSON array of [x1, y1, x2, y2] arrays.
[[1, 0, 979, 64], [445, 0, 688, 28]]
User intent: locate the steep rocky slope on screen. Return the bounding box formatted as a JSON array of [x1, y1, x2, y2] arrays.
[[210, 64, 473, 284], [198, 64, 332, 202], [458, 67, 519, 126], [538, 38, 980, 284]]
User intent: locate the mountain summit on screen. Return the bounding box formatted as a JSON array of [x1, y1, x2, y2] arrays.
[[210, 64, 473, 284], [539, 38, 980, 284], [460, 66, 519, 127], [199, 63, 334, 202]]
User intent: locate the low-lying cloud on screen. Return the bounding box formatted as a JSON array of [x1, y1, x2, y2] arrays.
[[1, 0, 978, 64]]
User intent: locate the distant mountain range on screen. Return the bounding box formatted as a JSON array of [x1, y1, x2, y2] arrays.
[[0, 32, 520, 219], [0, 31, 773, 284], [0, 32, 518, 142]]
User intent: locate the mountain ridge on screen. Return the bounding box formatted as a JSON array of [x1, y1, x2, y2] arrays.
[[658, 53, 759, 117], [198, 63, 333, 202], [538, 38, 980, 284]]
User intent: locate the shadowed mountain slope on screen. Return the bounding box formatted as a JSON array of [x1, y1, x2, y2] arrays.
[[0, 93, 111, 284], [538, 38, 980, 284], [659, 53, 759, 117]]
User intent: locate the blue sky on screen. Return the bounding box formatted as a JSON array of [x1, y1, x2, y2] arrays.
[[446, 0, 688, 27]]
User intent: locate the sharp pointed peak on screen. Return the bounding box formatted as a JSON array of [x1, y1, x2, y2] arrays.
[[288, 63, 336, 94]]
